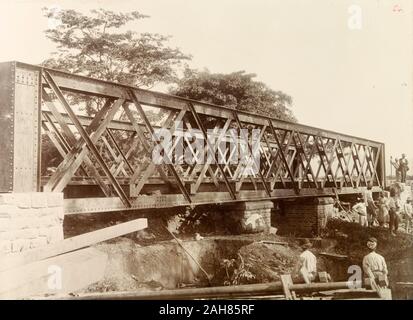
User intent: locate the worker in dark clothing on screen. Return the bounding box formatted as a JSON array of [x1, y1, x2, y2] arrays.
[[399, 154, 409, 183]]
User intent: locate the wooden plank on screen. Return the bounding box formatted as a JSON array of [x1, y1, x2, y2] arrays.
[[0, 248, 107, 299], [36, 279, 369, 300], [377, 288, 392, 300], [280, 274, 295, 300], [258, 241, 288, 246], [319, 252, 348, 259], [0, 218, 147, 272], [367, 277, 392, 300], [43, 281, 285, 300], [396, 282, 413, 287]]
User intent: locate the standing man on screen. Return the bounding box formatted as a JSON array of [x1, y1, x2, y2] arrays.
[[388, 188, 401, 235], [297, 239, 317, 284], [377, 192, 390, 227], [353, 195, 368, 227], [399, 154, 409, 183], [404, 198, 413, 233], [362, 237, 389, 288], [391, 158, 400, 182], [364, 182, 378, 226]]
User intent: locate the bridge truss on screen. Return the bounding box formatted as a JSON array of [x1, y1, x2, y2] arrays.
[[0, 62, 385, 214]]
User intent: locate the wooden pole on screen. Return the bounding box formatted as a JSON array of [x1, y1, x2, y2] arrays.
[[0, 218, 147, 272], [44, 280, 364, 300], [164, 226, 212, 286]]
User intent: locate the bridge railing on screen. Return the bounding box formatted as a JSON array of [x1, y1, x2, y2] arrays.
[[0, 62, 385, 214]]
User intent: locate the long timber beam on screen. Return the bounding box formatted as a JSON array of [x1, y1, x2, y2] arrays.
[[45, 280, 365, 300]]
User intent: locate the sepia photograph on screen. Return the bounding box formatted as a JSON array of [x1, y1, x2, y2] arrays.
[[0, 0, 412, 305]]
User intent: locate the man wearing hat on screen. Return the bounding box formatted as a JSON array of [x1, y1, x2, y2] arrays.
[[399, 154, 409, 183], [297, 239, 317, 284], [362, 237, 388, 287], [364, 182, 378, 227], [352, 195, 368, 227]]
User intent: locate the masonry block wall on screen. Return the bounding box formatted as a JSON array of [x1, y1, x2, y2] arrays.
[[0, 192, 64, 254], [275, 197, 334, 237], [219, 200, 274, 234]]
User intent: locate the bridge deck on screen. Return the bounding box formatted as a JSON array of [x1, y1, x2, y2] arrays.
[[0, 61, 385, 214]]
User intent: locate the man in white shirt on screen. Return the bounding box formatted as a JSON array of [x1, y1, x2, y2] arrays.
[[298, 239, 317, 284], [362, 237, 388, 287], [364, 183, 378, 226], [352, 196, 368, 227]]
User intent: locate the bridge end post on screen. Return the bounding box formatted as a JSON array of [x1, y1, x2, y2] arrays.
[[0, 62, 64, 254]]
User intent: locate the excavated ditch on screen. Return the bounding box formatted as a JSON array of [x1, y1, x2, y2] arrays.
[[81, 236, 301, 293]]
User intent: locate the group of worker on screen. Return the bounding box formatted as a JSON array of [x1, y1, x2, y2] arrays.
[[297, 237, 388, 289], [351, 182, 412, 235], [293, 156, 409, 292]]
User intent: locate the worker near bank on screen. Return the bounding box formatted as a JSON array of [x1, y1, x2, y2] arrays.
[[377, 192, 389, 227], [362, 237, 389, 288], [391, 157, 400, 182], [399, 154, 409, 184], [297, 239, 317, 284], [364, 182, 378, 227], [404, 198, 413, 233], [352, 196, 368, 227], [388, 188, 401, 235]]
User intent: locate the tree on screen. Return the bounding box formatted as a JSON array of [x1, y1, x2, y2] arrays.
[[171, 69, 296, 122], [43, 8, 191, 87], [41, 8, 190, 172]]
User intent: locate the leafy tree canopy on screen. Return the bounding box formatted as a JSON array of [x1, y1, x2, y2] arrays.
[[171, 69, 296, 122], [42, 8, 191, 87]]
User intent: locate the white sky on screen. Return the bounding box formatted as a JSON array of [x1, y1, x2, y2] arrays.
[[0, 0, 412, 173]]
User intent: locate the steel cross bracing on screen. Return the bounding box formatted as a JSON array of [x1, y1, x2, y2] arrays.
[[0, 62, 385, 214]]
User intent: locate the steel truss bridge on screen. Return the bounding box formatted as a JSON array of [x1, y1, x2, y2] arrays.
[[0, 62, 385, 215]]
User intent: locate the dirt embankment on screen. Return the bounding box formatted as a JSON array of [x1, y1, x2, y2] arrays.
[[82, 234, 303, 294], [323, 220, 413, 262], [322, 219, 413, 297]]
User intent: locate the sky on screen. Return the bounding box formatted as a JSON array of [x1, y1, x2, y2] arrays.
[[0, 0, 412, 173]]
